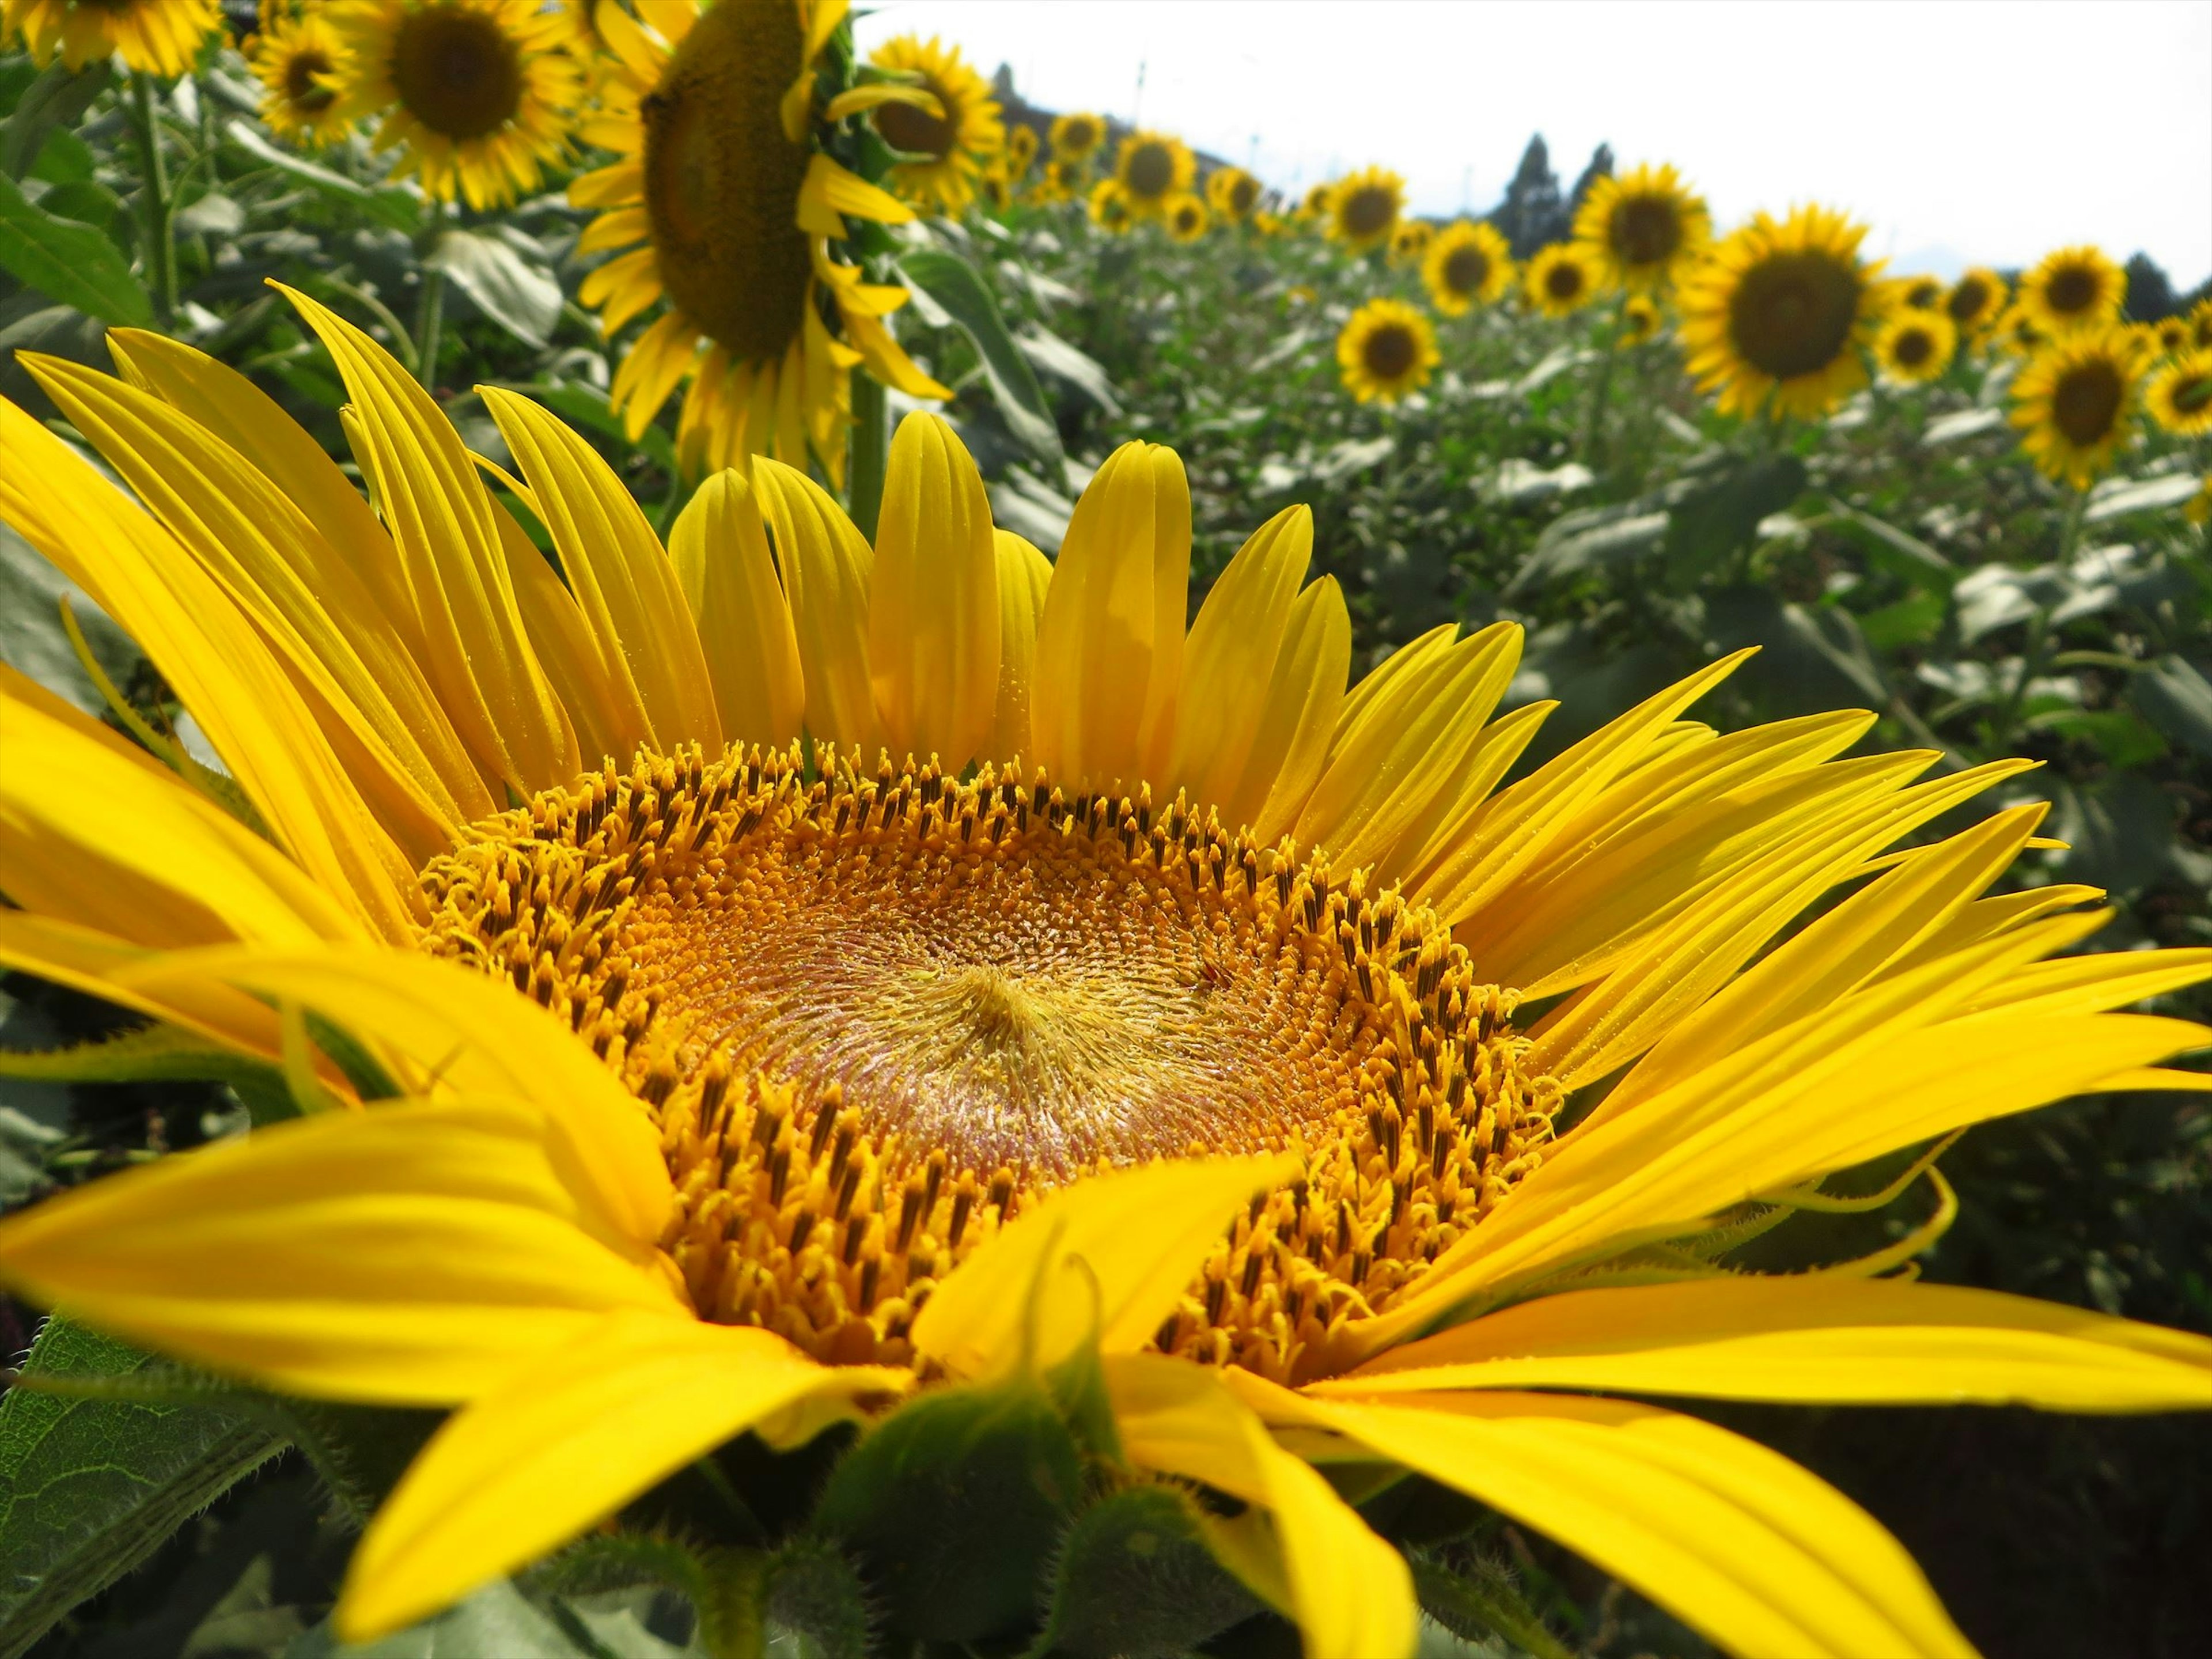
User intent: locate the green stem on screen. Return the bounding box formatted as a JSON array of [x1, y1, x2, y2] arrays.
[[130, 74, 176, 328], [847, 370, 889, 540], [414, 272, 445, 392], [1579, 293, 1624, 469], [2056, 485, 2089, 564]]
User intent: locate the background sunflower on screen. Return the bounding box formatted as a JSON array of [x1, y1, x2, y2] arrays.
[[1337, 296, 1438, 402], [248, 3, 354, 146], [1677, 203, 1880, 418], [1324, 164, 1404, 252], [1525, 240, 1601, 316], [1113, 127, 1195, 217], [869, 32, 1003, 216], [2010, 325, 2145, 487], [1422, 218, 1515, 314], [1571, 160, 1710, 291]]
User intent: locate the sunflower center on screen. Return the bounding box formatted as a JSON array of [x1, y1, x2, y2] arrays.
[[1340, 186, 1395, 238], [1948, 278, 1990, 325], [2171, 373, 2212, 414], [2046, 266, 2099, 317], [2052, 359, 2124, 445], [1611, 196, 1679, 267], [1230, 175, 1257, 214], [639, 0, 813, 363], [1362, 323, 1418, 381], [283, 50, 337, 113], [1125, 142, 1177, 200], [419, 746, 1561, 1378], [874, 74, 956, 159], [1061, 118, 1098, 154], [1729, 251, 1861, 380], [1444, 246, 1488, 294], [389, 4, 522, 141], [1892, 328, 1934, 368], [1546, 261, 1584, 301]]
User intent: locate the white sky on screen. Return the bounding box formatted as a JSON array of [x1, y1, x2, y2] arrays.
[[855, 0, 2212, 287]]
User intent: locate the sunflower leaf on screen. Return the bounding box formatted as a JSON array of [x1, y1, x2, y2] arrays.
[[0, 170, 150, 328], [899, 248, 1067, 474], [1032, 1483, 1260, 1659], [427, 229, 562, 350], [0, 62, 110, 183], [222, 120, 421, 233]]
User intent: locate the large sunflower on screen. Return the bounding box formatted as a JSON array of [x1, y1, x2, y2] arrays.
[[1874, 308, 1957, 385], [2010, 325, 2145, 488], [1677, 204, 1881, 420], [867, 33, 1002, 217], [1524, 241, 1601, 317], [1422, 219, 1514, 315], [571, 0, 948, 482], [328, 0, 576, 208], [1324, 165, 1404, 253], [1004, 120, 1037, 179], [249, 4, 355, 147], [2018, 244, 2126, 336], [2145, 347, 2212, 436], [5, 306, 2212, 1659], [1570, 161, 1710, 291], [1336, 296, 1438, 403], [2, 0, 218, 75], [1207, 164, 1262, 223], [1945, 266, 2007, 337], [1048, 109, 1104, 162], [1112, 127, 1194, 218]]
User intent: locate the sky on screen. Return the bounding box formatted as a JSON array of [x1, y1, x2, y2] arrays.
[[854, 0, 2212, 288]]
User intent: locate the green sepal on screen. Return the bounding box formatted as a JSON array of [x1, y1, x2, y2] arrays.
[[0, 1022, 296, 1126], [1031, 1482, 1261, 1659], [762, 1535, 871, 1659], [528, 1528, 767, 1659], [275, 1399, 444, 1528], [811, 1376, 1082, 1645], [1410, 1546, 1577, 1659]]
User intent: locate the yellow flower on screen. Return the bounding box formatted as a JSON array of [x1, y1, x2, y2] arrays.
[[327, 0, 575, 209], [1164, 191, 1209, 243], [1992, 301, 2047, 358], [867, 32, 1003, 217], [5, 304, 2212, 1659], [248, 4, 354, 147], [2186, 473, 2212, 525], [1524, 241, 1601, 317], [1874, 308, 1957, 384], [1324, 165, 1404, 252], [1422, 219, 1514, 316], [1677, 204, 1880, 420], [1897, 275, 1945, 311], [1005, 122, 1037, 178], [1298, 180, 1330, 222], [1945, 267, 2008, 337], [1388, 218, 1433, 266], [2149, 316, 2191, 357], [1207, 165, 1262, 222], [2019, 244, 2126, 336], [1, 0, 219, 75], [2192, 296, 2212, 351], [1034, 154, 1086, 203], [1571, 161, 1710, 291], [1337, 296, 1438, 402], [2146, 347, 2212, 436], [569, 0, 948, 483], [1112, 128, 1194, 217], [1048, 109, 1105, 161], [1620, 291, 1662, 344], [2010, 325, 2146, 488], [1084, 177, 1133, 232]]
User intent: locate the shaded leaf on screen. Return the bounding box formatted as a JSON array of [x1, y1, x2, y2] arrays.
[[428, 228, 561, 349], [0, 170, 149, 327], [900, 248, 1065, 472], [1017, 324, 1119, 416], [1, 62, 109, 183], [1662, 453, 1806, 589], [286, 1580, 600, 1659], [2131, 655, 2212, 759], [224, 122, 419, 232], [1503, 504, 1667, 598]]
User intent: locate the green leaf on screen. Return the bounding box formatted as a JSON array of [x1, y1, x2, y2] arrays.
[[1662, 453, 1806, 589], [1, 62, 111, 183], [0, 520, 147, 719], [286, 1580, 608, 1659], [224, 120, 421, 233], [1035, 1483, 1259, 1659], [1016, 324, 1119, 416], [1411, 1549, 1575, 1659], [27, 127, 93, 187], [0, 1318, 287, 1659], [1827, 498, 1957, 586], [1503, 502, 1669, 598], [762, 1537, 869, 1659], [1857, 588, 1946, 651], [899, 248, 1066, 472], [2130, 655, 2212, 759], [0, 169, 151, 327], [427, 228, 561, 349]]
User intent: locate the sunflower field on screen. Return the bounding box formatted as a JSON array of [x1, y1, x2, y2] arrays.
[[1, 6, 2211, 1659]]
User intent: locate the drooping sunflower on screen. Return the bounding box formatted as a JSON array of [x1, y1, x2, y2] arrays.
[[1206, 164, 1261, 223], [1874, 308, 1957, 385], [1, 0, 220, 75], [2146, 347, 2212, 436], [326, 0, 575, 208], [1337, 296, 1438, 403], [1165, 191, 1209, 244], [867, 33, 1003, 217], [1993, 302, 2047, 358], [1677, 203, 1881, 420], [5, 305, 2212, 1659], [1004, 121, 1037, 179], [2019, 244, 2126, 336], [1524, 241, 1601, 318], [1112, 128, 1194, 218], [1035, 154, 1085, 204], [1898, 275, 1945, 312], [1570, 161, 1710, 292], [1422, 219, 1514, 316], [1324, 165, 1404, 253], [1945, 266, 2008, 336], [1048, 109, 1104, 161], [570, 0, 949, 482], [1298, 180, 1331, 223], [248, 4, 354, 146], [2010, 325, 2146, 488], [2149, 316, 2191, 357], [1388, 218, 1433, 266], [1620, 290, 1662, 345], [1086, 177, 1132, 232]]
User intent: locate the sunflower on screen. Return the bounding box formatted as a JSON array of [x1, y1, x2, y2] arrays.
[[867, 33, 1002, 217], [1324, 165, 1404, 253], [977, 165, 1012, 215], [2188, 473, 2212, 525], [5, 307, 2212, 1659], [1112, 128, 1194, 218], [2019, 244, 2126, 336], [2010, 326, 2146, 488], [1, 0, 219, 74], [2146, 316, 2188, 356], [1298, 179, 1331, 222], [1874, 309, 1956, 384], [1945, 266, 2007, 336], [1165, 191, 1209, 244], [1207, 164, 1261, 223], [570, 0, 948, 483], [1897, 275, 1945, 311], [1524, 241, 1601, 318], [1388, 218, 1433, 266], [1620, 291, 1662, 344], [1422, 219, 1514, 316], [1337, 296, 1438, 403], [1993, 302, 2047, 358], [2146, 347, 2212, 436], [1048, 109, 1105, 161], [1005, 121, 1037, 179], [1570, 161, 1710, 291], [248, 4, 354, 146], [1037, 154, 1085, 204], [2192, 296, 2212, 350], [1677, 203, 1880, 420], [1086, 177, 1132, 232]]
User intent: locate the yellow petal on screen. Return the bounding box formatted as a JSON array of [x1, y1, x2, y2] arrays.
[[751, 457, 878, 753], [1243, 576, 1353, 840], [1028, 442, 1192, 790], [868, 413, 999, 770], [911, 1154, 1296, 1379], [1106, 1354, 1416, 1659], [669, 469, 806, 747], [491, 498, 635, 774], [798, 153, 913, 237], [988, 528, 1052, 762], [1168, 505, 1312, 816], [338, 1310, 906, 1642], [0, 1097, 683, 1405], [823, 83, 943, 122]]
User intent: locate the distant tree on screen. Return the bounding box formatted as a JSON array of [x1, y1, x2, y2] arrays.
[[1488, 134, 1569, 257], [2122, 252, 2178, 322], [1567, 143, 1615, 214]]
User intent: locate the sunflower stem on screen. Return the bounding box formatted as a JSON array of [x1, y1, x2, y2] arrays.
[[1578, 294, 1625, 469], [129, 74, 176, 329], [2056, 484, 2089, 564], [849, 370, 890, 540], [412, 202, 448, 391]]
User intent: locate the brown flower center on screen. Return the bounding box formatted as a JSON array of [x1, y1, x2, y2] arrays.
[[1339, 185, 1396, 240], [1124, 141, 1176, 200], [1728, 251, 1862, 380], [874, 74, 956, 160], [2045, 265, 2100, 317], [1611, 195, 1680, 267], [1444, 245, 1489, 295], [2052, 359, 2124, 446], [283, 49, 337, 114], [1362, 322, 1418, 380], [389, 4, 522, 141]]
